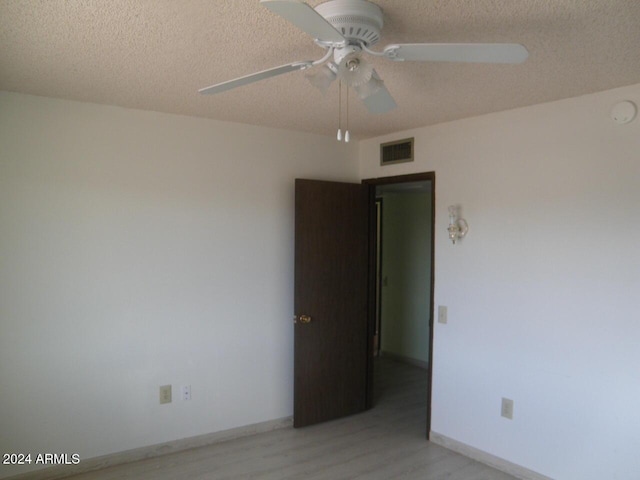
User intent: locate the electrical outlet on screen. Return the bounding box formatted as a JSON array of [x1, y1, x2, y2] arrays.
[[438, 305, 448, 324], [159, 385, 172, 404], [501, 397, 514, 419], [182, 385, 191, 401]]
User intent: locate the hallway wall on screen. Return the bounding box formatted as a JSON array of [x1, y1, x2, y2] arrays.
[[379, 190, 432, 365]]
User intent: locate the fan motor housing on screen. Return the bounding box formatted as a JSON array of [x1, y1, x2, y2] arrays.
[[315, 0, 384, 47]]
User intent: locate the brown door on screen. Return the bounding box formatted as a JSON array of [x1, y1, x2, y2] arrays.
[[294, 179, 371, 428]]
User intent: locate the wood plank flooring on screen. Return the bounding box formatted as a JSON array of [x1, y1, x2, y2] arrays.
[[64, 358, 518, 480]]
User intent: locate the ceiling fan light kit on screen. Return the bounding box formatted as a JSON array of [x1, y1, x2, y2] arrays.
[[337, 53, 373, 87], [305, 63, 337, 95], [199, 0, 529, 131]]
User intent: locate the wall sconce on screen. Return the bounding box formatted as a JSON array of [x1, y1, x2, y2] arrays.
[[447, 205, 468, 244]]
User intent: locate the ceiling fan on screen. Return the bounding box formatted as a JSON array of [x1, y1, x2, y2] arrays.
[[199, 0, 529, 114]]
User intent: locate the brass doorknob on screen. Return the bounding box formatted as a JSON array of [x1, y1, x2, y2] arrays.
[[294, 314, 312, 324]]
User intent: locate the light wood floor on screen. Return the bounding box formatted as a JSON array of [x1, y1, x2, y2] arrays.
[[65, 358, 518, 479]]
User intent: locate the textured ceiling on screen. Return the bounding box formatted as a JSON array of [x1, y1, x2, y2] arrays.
[[1, 0, 640, 139]]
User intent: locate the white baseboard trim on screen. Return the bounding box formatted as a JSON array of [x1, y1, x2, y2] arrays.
[[380, 350, 429, 370], [429, 431, 553, 480], [6, 417, 293, 480]]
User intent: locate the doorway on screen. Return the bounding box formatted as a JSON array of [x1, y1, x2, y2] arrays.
[[292, 174, 434, 430], [364, 172, 435, 438]]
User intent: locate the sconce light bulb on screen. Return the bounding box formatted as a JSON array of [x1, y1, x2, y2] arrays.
[[345, 130, 350, 143], [337, 128, 342, 141], [448, 205, 456, 227]]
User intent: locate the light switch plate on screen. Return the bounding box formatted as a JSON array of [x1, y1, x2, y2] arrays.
[[438, 305, 448, 324], [501, 397, 514, 419], [159, 385, 172, 404]]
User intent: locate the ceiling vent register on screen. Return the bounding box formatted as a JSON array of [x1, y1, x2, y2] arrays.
[[380, 138, 414, 165]]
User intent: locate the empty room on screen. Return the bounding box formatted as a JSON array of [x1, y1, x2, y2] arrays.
[[1, 1, 639, 480]]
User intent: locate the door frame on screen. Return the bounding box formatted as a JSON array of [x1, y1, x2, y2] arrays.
[[373, 197, 383, 357], [362, 172, 436, 439]]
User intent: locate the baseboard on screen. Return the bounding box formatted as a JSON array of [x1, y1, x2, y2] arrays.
[[380, 350, 429, 370], [429, 431, 553, 480], [5, 417, 293, 480]]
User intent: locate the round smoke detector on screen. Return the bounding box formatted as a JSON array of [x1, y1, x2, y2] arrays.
[[610, 101, 637, 125], [315, 0, 384, 47]]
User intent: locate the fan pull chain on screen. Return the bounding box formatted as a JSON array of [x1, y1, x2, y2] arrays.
[[345, 86, 350, 143], [337, 81, 342, 141], [336, 82, 351, 143]]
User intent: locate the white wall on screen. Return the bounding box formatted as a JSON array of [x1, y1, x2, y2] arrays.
[[0, 92, 358, 477], [380, 192, 431, 364], [359, 84, 640, 480]]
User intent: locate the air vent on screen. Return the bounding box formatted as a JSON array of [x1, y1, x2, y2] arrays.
[[380, 138, 414, 166]]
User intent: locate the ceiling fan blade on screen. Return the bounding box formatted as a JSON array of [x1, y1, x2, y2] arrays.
[[383, 43, 529, 64], [354, 71, 396, 114], [260, 0, 346, 46], [199, 61, 312, 95]]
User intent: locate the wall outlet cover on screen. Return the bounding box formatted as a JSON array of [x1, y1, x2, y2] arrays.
[[182, 385, 191, 401]]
